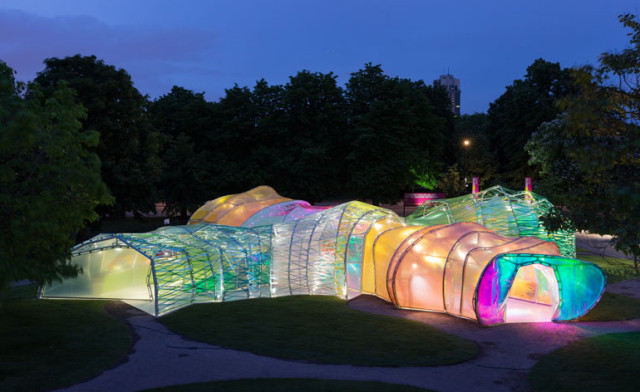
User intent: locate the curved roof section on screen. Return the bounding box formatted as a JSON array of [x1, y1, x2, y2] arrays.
[[188, 185, 327, 227], [405, 185, 576, 257]]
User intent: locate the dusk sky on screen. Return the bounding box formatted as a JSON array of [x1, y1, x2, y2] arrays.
[[1, 0, 638, 114]]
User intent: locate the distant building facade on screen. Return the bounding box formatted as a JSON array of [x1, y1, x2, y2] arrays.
[[434, 73, 461, 117]]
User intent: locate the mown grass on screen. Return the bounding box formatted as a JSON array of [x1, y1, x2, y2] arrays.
[[529, 331, 640, 392], [0, 284, 131, 392], [144, 378, 435, 392], [160, 295, 478, 367], [576, 250, 640, 283], [579, 291, 640, 322]]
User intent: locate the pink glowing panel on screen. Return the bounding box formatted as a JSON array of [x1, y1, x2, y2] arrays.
[[242, 200, 328, 227]]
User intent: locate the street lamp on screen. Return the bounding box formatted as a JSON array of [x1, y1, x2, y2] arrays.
[[462, 139, 470, 190]]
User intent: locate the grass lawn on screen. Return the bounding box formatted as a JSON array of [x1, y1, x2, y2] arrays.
[[579, 291, 640, 321], [529, 331, 640, 392], [143, 378, 434, 392], [576, 249, 640, 283], [160, 295, 478, 367], [0, 284, 131, 392]]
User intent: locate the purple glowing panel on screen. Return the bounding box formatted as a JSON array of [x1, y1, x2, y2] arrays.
[[242, 200, 327, 227]]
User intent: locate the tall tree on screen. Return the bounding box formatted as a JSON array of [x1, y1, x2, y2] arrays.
[[345, 63, 447, 204], [526, 14, 640, 267], [150, 86, 218, 221], [488, 59, 575, 188], [0, 61, 112, 288], [213, 82, 281, 192], [33, 55, 162, 217], [279, 70, 348, 201]]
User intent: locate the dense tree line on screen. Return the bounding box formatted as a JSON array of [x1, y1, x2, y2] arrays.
[[6, 57, 454, 225], [3, 13, 639, 285]]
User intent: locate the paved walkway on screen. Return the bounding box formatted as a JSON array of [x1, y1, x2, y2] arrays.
[[54, 236, 640, 392], [54, 286, 640, 392]]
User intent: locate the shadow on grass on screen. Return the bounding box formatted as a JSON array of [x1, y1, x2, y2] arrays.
[[529, 331, 640, 392], [0, 284, 131, 391], [580, 291, 640, 322], [143, 378, 435, 392], [159, 295, 478, 367]]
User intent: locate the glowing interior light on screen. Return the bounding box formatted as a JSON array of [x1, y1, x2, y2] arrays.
[[45, 186, 603, 324]]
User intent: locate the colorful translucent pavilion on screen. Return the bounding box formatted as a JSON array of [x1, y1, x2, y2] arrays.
[[41, 186, 605, 326]]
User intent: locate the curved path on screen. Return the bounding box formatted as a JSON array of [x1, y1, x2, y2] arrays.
[[54, 275, 640, 392]]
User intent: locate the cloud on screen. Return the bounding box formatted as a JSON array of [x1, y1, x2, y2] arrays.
[[0, 8, 220, 97]]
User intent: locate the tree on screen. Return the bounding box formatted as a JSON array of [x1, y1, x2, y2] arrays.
[[278, 70, 348, 201], [0, 61, 112, 288], [32, 55, 162, 218], [345, 63, 448, 204], [488, 59, 576, 188], [437, 164, 466, 197], [454, 113, 496, 191], [526, 14, 640, 267], [213, 82, 281, 193], [150, 86, 219, 221], [212, 74, 348, 203]]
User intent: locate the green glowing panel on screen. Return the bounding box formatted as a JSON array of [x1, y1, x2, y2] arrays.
[[406, 186, 576, 257]]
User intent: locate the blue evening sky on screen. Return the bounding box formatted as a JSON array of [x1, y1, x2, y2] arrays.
[[1, 0, 638, 114]]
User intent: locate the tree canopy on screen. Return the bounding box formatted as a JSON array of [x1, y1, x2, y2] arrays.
[[488, 59, 576, 188], [527, 14, 640, 267], [150, 86, 218, 221], [33, 55, 162, 217], [0, 61, 112, 288], [345, 63, 449, 204]]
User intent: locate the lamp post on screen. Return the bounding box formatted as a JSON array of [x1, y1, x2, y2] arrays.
[[462, 139, 470, 190]]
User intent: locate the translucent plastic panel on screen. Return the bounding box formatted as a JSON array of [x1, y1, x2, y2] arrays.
[[268, 201, 400, 299], [389, 228, 447, 311], [406, 186, 576, 257], [361, 218, 404, 295], [284, 205, 329, 222], [42, 240, 152, 301], [241, 200, 328, 228], [188, 194, 233, 224], [457, 236, 558, 320], [217, 199, 288, 226], [505, 264, 559, 323], [382, 222, 563, 322], [344, 211, 400, 299], [188, 185, 291, 225], [372, 226, 424, 301], [242, 200, 310, 227], [44, 223, 273, 316], [476, 254, 606, 326]]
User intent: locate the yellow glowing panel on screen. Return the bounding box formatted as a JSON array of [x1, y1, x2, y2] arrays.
[[361, 218, 404, 295], [188, 186, 292, 225], [372, 226, 424, 301], [217, 198, 289, 226]]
